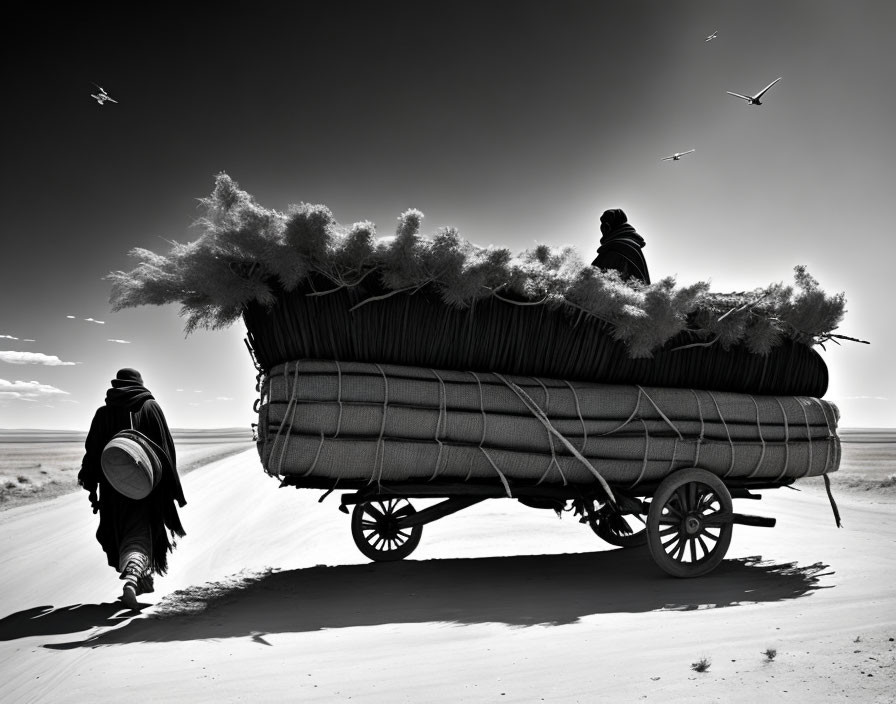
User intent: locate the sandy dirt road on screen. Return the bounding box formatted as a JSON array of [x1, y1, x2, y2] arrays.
[[1, 449, 894, 703]]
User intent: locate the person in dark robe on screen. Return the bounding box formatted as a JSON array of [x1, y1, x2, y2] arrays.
[[78, 368, 186, 608], [591, 208, 651, 284]]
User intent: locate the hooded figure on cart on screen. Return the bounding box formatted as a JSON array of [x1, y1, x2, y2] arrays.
[[78, 368, 186, 608], [591, 208, 651, 285]]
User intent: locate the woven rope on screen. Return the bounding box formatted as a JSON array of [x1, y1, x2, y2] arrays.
[[333, 360, 344, 438], [430, 368, 448, 481], [274, 360, 302, 478], [627, 418, 651, 490], [775, 397, 791, 482], [372, 363, 389, 486], [690, 389, 705, 468], [799, 399, 813, 479], [563, 379, 588, 452], [706, 391, 736, 479], [747, 394, 768, 479], [811, 396, 835, 474], [495, 373, 615, 505]]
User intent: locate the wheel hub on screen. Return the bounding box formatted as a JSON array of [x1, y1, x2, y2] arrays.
[[684, 515, 702, 535], [375, 516, 400, 540]]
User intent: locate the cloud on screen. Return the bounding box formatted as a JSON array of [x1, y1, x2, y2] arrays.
[[66, 315, 76, 319], [84, 318, 105, 325], [841, 395, 888, 401], [1, 334, 19, 340], [0, 351, 78, 366], [107, 339, 132, 344], [215, 396, 234, 401], [23, 339, 35, 343], [0, 379, 70, 401]]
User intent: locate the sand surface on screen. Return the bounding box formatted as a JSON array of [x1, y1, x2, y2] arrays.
[[1, 449, 895, 702]]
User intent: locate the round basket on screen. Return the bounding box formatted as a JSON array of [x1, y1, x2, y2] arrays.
[[101, 430, 165, 500]]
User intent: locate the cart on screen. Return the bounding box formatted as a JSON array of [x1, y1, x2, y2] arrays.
[[281, 469, 789, 579]]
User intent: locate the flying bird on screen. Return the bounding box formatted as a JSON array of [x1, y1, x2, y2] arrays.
[[90, 83, 118, 105], [726, 77, 782, 105], [705, 31, 718, 42], [662, 149, 695, 161]]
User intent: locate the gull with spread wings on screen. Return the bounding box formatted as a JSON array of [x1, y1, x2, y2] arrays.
[[726, 77, 781, 105], [90, 83, 118, 105], [662, 149, 695, 162]]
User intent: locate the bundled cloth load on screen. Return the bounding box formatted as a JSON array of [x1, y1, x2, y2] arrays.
[[257, 360, 840, 491]]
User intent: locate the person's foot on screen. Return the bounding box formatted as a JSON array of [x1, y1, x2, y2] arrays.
[[121, 580, 140, 610]]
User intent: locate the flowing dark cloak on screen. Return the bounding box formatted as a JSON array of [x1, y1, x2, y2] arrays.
[[78, 385, 186, 575], [591, 208, 651, 284]]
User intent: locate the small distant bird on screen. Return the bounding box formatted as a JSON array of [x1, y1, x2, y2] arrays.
[[662, 149, 695, 161], [726, 77, 782, 105], [705, 30, 718, 42], [90, 83, 118, 105]]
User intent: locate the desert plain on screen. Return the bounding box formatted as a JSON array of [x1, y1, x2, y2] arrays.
[[0, 428, 894, 702]]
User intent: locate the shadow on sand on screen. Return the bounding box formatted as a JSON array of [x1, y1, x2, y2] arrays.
[[15, 549, 830, 648], [0, 602, 140, 642]]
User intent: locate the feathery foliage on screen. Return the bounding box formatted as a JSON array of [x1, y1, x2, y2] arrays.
[[108, 173, 853, 355]]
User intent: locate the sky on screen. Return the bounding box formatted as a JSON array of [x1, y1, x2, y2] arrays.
[[1, 0, 894, 431]]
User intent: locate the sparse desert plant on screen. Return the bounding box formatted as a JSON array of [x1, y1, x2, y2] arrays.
[[16, 475, 30, 484], [763, 648, 777, 661], [691, 657, 711, 673], [880, 474, 896, 488], [854, 635, 862, 643]]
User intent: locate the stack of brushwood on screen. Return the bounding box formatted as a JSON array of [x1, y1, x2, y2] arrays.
[[243, 277, 831, 398], [256, 360, 840, 491]]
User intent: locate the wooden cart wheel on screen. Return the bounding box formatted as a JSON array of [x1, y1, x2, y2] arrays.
[[647, 468, 733, 578], [351, 498, 423, 562], [594, 510, 648, 548]]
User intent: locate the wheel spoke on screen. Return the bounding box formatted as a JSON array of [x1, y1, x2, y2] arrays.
[[393, 504, 415, 519], [659, 525, 678, 537], [675, 487, 689, 512], [689, 537, 697, 563], [672, 539, 687, 562], [658, 514, 680, 525], [687, 482, 697, 511], [365, 504, 386, 521], [663, 538, 681, 558], [361, 520, 379, 530], [662, 533, 681, 551], [699, 527, 719, 543], [697, 534, 710, 556], [664, 502, 682, 520]]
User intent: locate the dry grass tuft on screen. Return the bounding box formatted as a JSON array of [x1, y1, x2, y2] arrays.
[[691, 657, 711, 673]]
